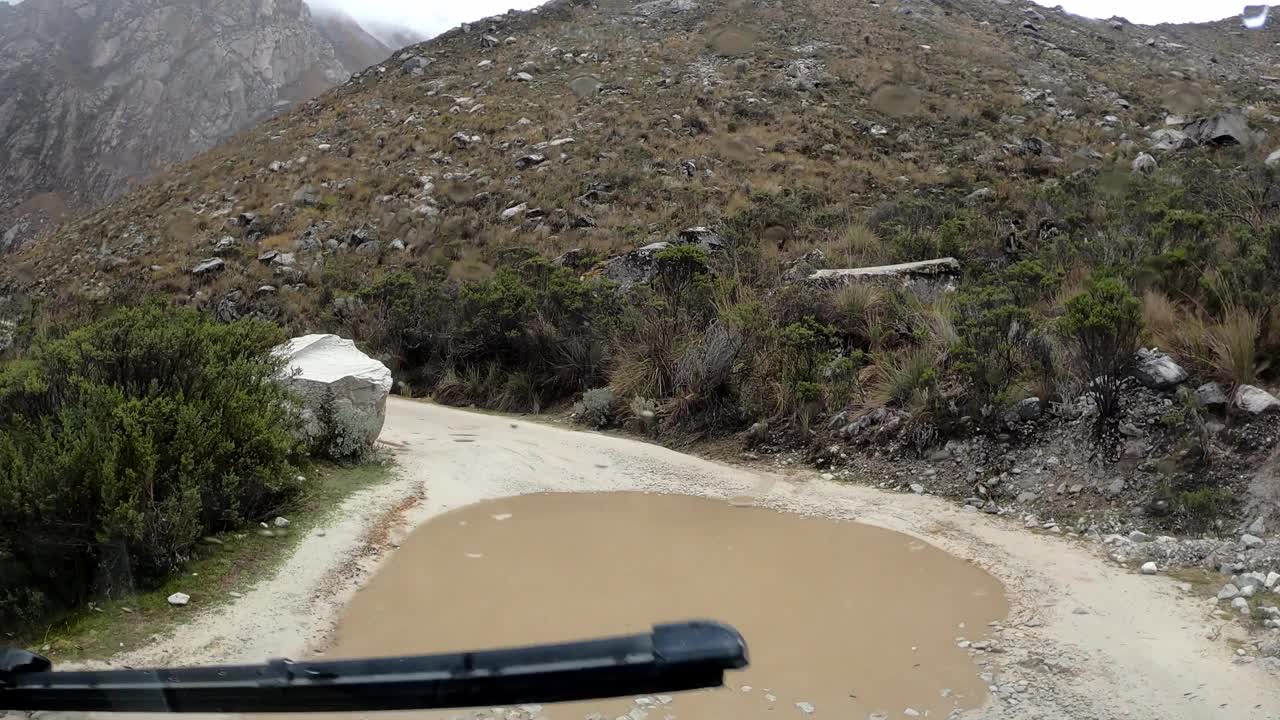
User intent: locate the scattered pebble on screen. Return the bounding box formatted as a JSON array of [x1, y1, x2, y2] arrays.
[[795, 702, 815, 714]]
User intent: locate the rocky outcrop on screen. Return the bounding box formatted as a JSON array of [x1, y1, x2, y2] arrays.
[[274, 334, 393, 446], [0, 0, 393, 254]]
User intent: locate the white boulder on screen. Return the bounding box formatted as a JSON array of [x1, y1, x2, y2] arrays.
[[1140, 561, 1158, 575], [1131, 348, 1187, 389], [1234, 385, 1280, 415], [167, 592, 190, 606], [274, 335, 393, 446]]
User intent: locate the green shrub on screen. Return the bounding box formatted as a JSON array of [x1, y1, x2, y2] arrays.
[[574, 387, 617, 429], [0, 305, 301, 628], [951, 285, 1031, 419], [311, 388, 379, 462], [1059, 276, 1143, 427]]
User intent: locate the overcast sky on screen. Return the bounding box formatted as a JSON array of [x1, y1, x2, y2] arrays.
[[310, 0, 1258, 38], [0, 0, 1262, 36]]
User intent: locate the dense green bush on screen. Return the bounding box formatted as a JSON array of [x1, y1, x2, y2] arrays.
[[0, 305, 301, 627], [1060, 277, 1143, 427]]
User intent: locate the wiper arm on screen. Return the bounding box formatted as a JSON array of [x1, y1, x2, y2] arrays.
[[1, 621, 748, 713]]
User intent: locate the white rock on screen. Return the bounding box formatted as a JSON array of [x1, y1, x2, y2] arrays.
[[1218, 584, 1241, 601], [1242, 533, 1266, 549], [1267, 149, 1280, 168], [904, 710, 921, 718], [795, 702, 815, 714], [167, 592, 190, 606], [1141, 562, 1158, 575], [515, 72, 534, 81], [1128, 530, 1151, 543], [1242, 585, 1258, 598], [1266, 572, 1280, 589], [273, 516, 290, 528], [1234, 385, 1280, 415], [1196, 382, 1228, 408], [500, 202, 528, 220], [909, 483, 925, 494], [1131, 152, 1158, 174], [1232, 597, 1251, 614], [273, 335, 393, 447], [1131, 348, 1187, 389]]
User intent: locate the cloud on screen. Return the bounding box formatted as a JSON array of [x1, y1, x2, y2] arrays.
[[305, 0, 543, 39], [1030, 0, 1245, 24]]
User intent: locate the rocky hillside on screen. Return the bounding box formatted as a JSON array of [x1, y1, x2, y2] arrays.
[[0, 0, 398, 254], [5, 0, 1280, 533]]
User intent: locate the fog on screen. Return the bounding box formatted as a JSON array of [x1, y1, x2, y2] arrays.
[[304, 0, 542, 39]]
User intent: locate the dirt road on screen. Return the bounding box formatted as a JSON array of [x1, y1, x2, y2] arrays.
[[115, 397, 1280, 719]]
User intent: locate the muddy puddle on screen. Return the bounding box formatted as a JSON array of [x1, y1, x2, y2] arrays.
[[318, 492, 1007, 719]]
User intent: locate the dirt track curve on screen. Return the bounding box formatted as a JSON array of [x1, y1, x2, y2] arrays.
[[108, 397, 1280, 720]]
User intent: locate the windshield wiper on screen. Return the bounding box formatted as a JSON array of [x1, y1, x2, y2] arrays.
[[0, 621, 747, 713]]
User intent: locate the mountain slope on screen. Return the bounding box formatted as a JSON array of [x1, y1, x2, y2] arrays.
[[0, 0, 398, 255]]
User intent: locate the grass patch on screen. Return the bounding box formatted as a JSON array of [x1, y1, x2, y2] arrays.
[[11, 461, 394, 663]]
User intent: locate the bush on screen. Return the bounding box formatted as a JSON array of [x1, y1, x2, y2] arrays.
[[574, 388, 617, 428], [1059, 276, 1143, 427], [311, 388, 379, 462], [0, 305, 301, 628]]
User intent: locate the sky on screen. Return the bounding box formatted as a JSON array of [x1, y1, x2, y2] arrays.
[[0, 0, 1262, 37], [303, 0, 1254, 37]]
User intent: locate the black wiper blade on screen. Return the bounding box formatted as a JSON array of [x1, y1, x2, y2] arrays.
[[1, 621, 748, 713]]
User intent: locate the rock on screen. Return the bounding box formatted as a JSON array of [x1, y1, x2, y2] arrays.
[[1128, 530, 1151, 543], [601, 228, 726, 290], [1131, 348, 1188, 389], [1267, 572, 1280, 589], [273, 517, 290, 528], [1015, 397, 1043, 421], [1181, 112, 1253, 146], [1021, 136, 1053, 156], [1242, 533, 1265, 549], [514, 71, 534, 82], [782, 249, 826, 283], [401, 56, 430, 74], [795, 702, 815, 714], [273, 335, 393, 447], [1218, 584, 1241, 601], [1150, 128, 1194, 151], [191, 258, 225, 275], [500, 203, 528, 220], [1106, 478, 1126, 497], [745, 421, 768, 447], [514, 153, 546, 169], [292, 185, 322, 207], [1131, 152, 1158, 175], [167, 592, 190, 606], [1232, 596, 1251, 614], [909, 483, 925, 494], [804, 257, 961, 290], [1266, 149, 1280, 168], [1197, 382, 1228, 409], [964, 187, 995, 204], [1141, 562, 1158, 575], [1234, 385, 1280, 414], [389, 239, 406, 251]]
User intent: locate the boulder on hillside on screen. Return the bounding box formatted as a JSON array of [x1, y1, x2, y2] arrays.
[[274, 335, 393, 447], [1131, 153, 1158, 175], [1267, 149, 1280, 168], [1234, 384, 1280, 415], [1149, 128, 1194, 151], [600, 227, 725, 290], [803, 257, 961, 290], [1181, 112, 1253, 147], [1131, 348, 1188, 389]]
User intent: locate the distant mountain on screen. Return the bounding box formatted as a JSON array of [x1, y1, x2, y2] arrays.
[[0, 0, 404, 254]]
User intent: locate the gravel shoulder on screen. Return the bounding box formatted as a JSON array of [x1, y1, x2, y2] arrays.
[[106, 398, 1280, 719]]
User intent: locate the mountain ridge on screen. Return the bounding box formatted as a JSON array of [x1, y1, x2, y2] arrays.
[[0, 0, 415, 255]]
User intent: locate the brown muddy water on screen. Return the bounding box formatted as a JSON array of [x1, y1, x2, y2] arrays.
[[320, 492, 1007, 719]]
